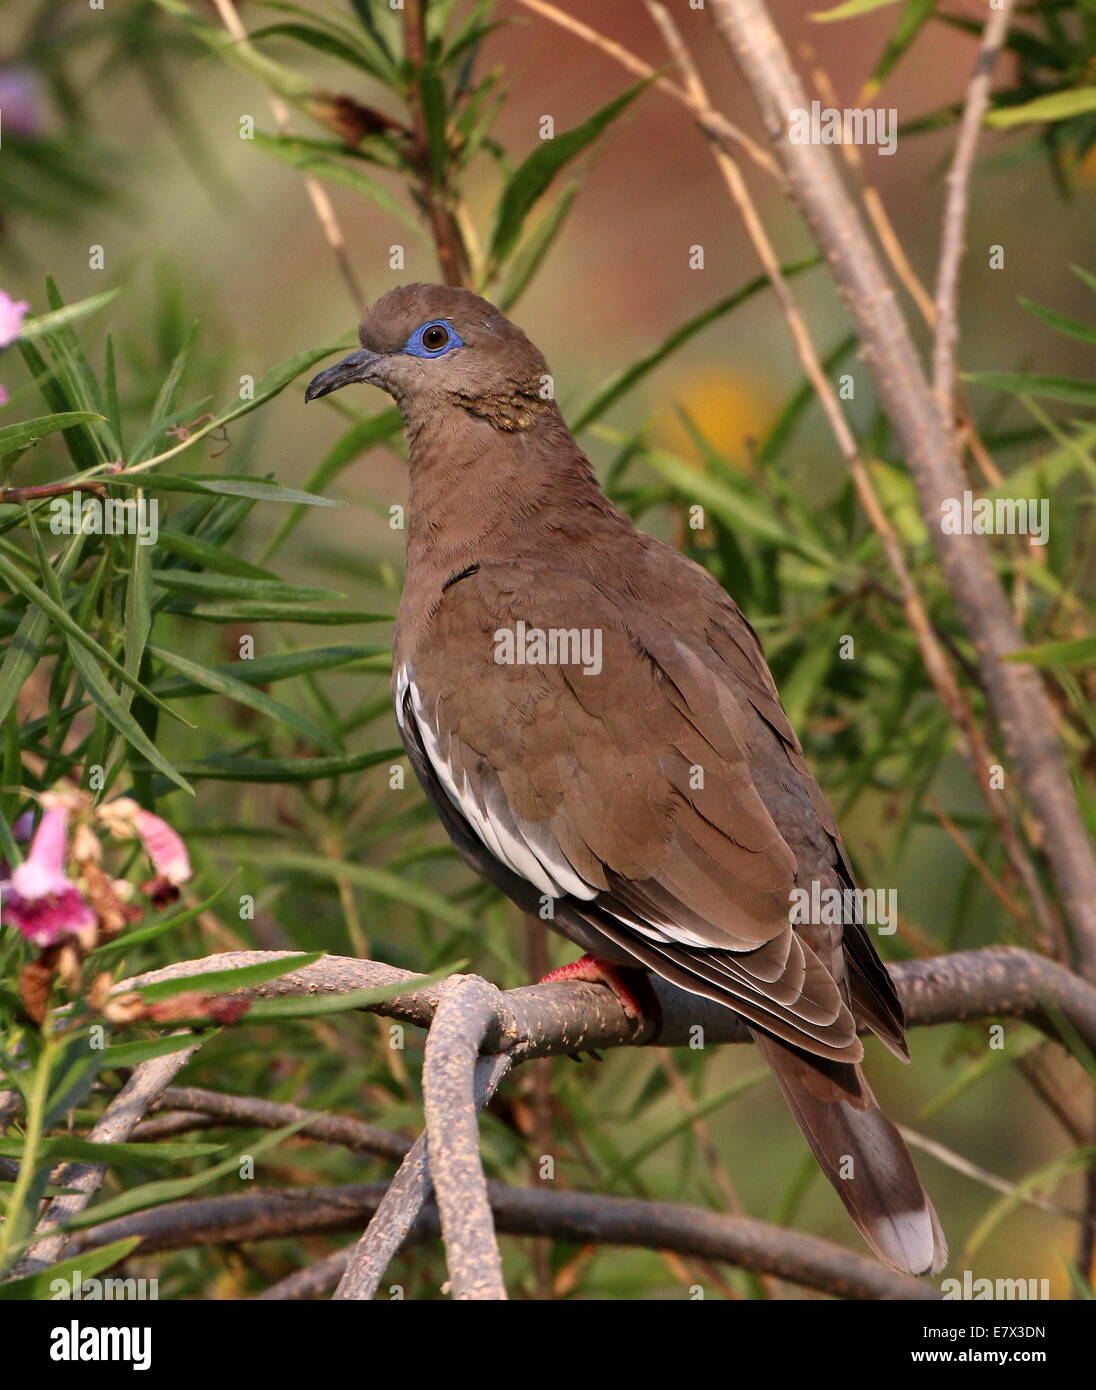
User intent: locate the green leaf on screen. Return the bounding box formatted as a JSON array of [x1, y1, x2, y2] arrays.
[[250, 21, 390, 80], [152, 0, 315, 102], [616, 437, 837, 569], [812, 0, 901, 19], [122, 523, 152, 712], [244, 966, 457, 1020], [112, 474, 345, 506], [499, 181, 580, 312], [263, 408, 402, 559], [169, 601, 388, 624], [0, 536, 85, 723], [864, 0, 935, 96], [262, 2, 397, 80], [256, 851, 476, 928], [419, 63, 450, 183], [154, 528, 279, 579], [963, 371, 1096, 407], [0, 412, 105, 454], [0, 1238, 141, 1300], [129, 324, 199, 464], [89, 880, 236, 961], [152, 571, 343, 603], [14, 341, 99, 471], [148, 643, 341, 751], [1072, 265, 1096, 296], [40, 278, 118, 460], [0, 1137, 223, 1166], [152, 746, 399, 782], [1005, 637, 1096, 668], [115, 340, 355, 474], [573, 259, 819, 433], [66, 638, 193, 794], [18, 289, 121, 343], [253, 132, 417, 227], [1019, 297, 1096, 347], [3, 527, 190, 738], [135, 952, 323, 1003], [489, 78, 651, 267], [149, 644, 379, 697], [95, 1035, 206, 1070], [986, 88, 1096, 129]]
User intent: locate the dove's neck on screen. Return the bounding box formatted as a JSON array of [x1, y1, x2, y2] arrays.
[[402, 401, 629, 578]]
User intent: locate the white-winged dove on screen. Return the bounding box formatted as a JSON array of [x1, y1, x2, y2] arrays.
[[306, 283, 947, 1276]]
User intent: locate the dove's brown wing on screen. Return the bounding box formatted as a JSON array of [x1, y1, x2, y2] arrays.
[[394, 556, 944, 1274]]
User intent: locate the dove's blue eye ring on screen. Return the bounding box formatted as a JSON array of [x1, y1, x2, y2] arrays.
[[405, 320, 464, 358]]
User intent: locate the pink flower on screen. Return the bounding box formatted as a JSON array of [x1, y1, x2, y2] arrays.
[[0, 291, 30, 349], [134, 808, 191, 887], [1, 806, 95, 948], [0, 385, 8, 408], [0, 69, 41, 139]]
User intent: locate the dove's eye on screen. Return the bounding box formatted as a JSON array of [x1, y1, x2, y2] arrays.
[[406, 320, 463, 358]]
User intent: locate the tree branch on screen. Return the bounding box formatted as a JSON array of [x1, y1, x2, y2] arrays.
[[420, 976, 509, 1298], [71, 1179, 939, 1301], [333, 1054, 510, 1301], [21, 945, 1087, 1298], [111, 945, 1096, 1058]]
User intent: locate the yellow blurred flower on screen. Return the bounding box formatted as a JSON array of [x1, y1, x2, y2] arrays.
[[650, 367, 776, 469]]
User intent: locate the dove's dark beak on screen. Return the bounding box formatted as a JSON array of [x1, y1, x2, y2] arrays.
[[305, 347, 383, 402]]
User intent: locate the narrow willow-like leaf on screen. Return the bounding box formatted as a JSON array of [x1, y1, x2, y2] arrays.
[[573, 259, 818, 432], [0, 548, 184, 726], [964, 371, 1096, 406], [18, 289, 120, 342], [263, 408, 402, 559], [1019, 296, 1096, 347], [149, 746, 398, 782], [154, 528, 278, 579], [0, 1238, 141, 1300], [148, 643, 341, 752], [169, 601, 388, 625], [489, 78, 651, 267], [250, 850, 476, 928], [152, 571, 343, 602], [149, 644, 379, 697], [253, 132, 417, 227], [135, 952, 323, 1003], [0, 412, 105, 454]]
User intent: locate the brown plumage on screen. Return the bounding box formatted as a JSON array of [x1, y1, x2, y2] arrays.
[[306, 283, 947, 1277]]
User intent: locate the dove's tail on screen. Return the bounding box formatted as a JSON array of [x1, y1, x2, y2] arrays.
[[751, 1028, 947, 1277]]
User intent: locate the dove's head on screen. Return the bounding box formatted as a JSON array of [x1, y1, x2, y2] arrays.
[[305, 283, 553, 432]]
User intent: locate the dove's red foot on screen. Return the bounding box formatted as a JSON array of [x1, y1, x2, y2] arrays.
[[538, 954, 660, 1031]]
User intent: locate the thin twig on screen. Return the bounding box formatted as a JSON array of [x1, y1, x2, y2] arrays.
[[932, 0, 1015, 415], [512, 0, 782, 182], [899, 1124, 1094, 1227], [137, 1085, 411, 1162]]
